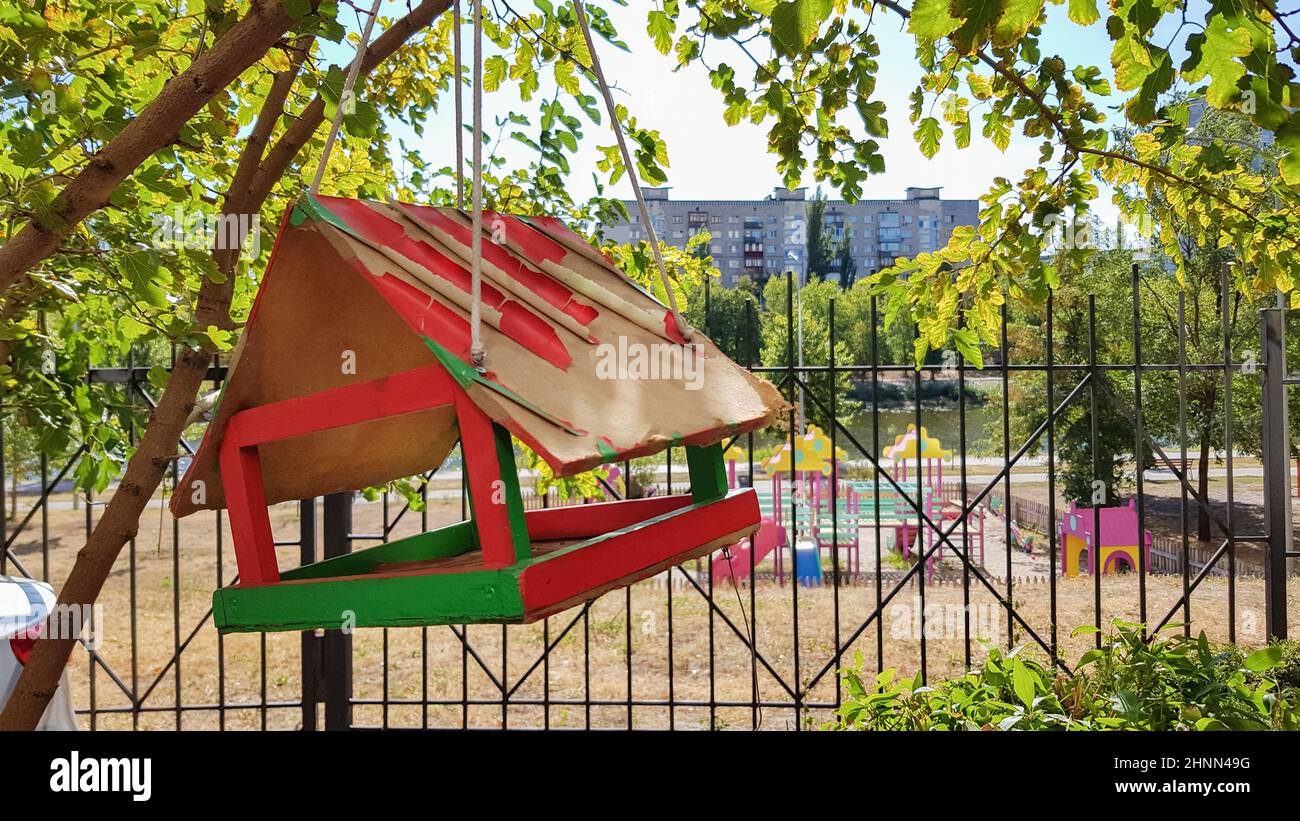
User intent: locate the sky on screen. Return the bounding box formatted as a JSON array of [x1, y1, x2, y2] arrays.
[[327, 2, 1206, 219]]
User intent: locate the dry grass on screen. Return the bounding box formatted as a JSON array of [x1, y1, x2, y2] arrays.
[[5, 490, 1298, 731]]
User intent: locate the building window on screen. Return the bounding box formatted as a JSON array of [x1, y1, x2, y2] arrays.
[[710, 215, 723, 224], [672, 215, 683, 224]]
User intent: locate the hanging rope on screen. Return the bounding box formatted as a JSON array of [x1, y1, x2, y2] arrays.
[[453, 0, 465, 209], [469, 0, 486, 370], [572, 0, 691, 342], [311, 0, 384, 194]]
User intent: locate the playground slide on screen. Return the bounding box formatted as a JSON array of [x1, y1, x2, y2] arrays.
[[1008, 519, 1034, 553], [712, 519, 786, 582]]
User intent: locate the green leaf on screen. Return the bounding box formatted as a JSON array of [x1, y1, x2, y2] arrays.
[[915, 116, 942, 158], [1125, 50, 1173, 124], [1182, 17, 1251, 108], [483, 55, 508, 92], [1068, 0, 1100, 25], [282, 0, 312, 20], [908, 0, 959, 41], [1011, 659, 1036, 707], [1277, 115, 1300, 188], [857, 99, 889, 138], [1111, 35, 1154, 92], [770, 0, 832, 56], [1244, 645, 1283, 672], [647, 10, 675, 55], [949, 0, 1002, 55], [992, 0, 1044, 49]]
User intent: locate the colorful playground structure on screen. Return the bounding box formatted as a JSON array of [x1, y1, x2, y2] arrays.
[[712, 424, 987, 585], [849, 425, 984, 580], [1057, 499, 1153, 576]]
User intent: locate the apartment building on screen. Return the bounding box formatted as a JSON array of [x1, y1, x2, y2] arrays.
[[601, 186, 980, 287]]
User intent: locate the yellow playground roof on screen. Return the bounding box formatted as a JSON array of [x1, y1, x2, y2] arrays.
[[763, 424, 848, 476], [883, 424, 951, 461]]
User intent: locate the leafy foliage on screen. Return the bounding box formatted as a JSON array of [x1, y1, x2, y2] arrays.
[[647, 0, 1300, 364], [826, 622, 1300, 730]]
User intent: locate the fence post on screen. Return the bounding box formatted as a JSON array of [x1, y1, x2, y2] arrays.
[[1260, 308, 1291, 640], [298, 497, 318, 730], [322, 491, 354, 729]]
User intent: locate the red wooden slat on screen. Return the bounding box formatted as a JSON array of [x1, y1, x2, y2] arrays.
[[454, 390, 526, 569], [219, 425, 280, 585], [524, 494, 690, 541], [227, 364, 457, 448], [519, 490, 759, 616]]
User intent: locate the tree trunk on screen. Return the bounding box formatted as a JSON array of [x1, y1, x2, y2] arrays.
[[0, 0, 450, 731], [0, 0, 302, 297], [1197, 428, 1212, 542]]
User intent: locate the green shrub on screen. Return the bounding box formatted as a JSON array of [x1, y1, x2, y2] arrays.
[[825, 622, 1300, 731]]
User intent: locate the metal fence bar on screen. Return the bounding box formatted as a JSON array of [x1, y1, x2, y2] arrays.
[[322, 492, 353, 730], [1261, 308, 1292, 640], [4, 271, 1297, 732]]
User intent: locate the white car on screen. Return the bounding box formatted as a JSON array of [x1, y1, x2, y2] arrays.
[[0, 576, 79, 730]]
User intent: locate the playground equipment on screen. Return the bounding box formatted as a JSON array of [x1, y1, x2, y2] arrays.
[[793, 541, 823, 587], [766, 426, 865, 583], [170, 194, 785, 632], [714, 425, 883, 585], [849, 425, 984, 579], [1009, 519, 1035, 554], [1057, 500, 1153, 576], [711, 458, 788, 584], [715, 423, 988, 584]]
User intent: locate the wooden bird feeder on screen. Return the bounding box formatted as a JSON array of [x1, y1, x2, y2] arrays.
[[172, 194, 785, 633]]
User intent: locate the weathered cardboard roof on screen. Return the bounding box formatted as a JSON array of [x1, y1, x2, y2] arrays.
[[171, 195, 786, 517]]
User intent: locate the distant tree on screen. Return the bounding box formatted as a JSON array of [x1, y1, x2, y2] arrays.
[[758, 276, 858, 431], [805, 189, 832, 281], [836, 238, 856, 289], [685, 275, 761, 365]]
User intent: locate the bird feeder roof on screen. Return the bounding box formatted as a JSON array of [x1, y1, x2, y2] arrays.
[[171, 194, 785, 517]]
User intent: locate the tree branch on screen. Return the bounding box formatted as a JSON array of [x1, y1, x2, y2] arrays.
[[0, 0, 452, 732], [0, 0, 309, 298]]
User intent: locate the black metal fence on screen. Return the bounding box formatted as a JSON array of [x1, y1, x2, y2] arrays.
[[2, 268, 1297, 729]]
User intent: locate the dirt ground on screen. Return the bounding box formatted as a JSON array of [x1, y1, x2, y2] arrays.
[[5, 489, 1298, 731]]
